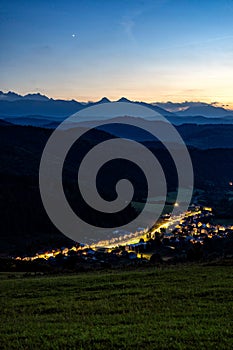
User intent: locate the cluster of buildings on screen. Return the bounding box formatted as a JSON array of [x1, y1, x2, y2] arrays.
[[126, 206, 233, 262], [13, 206, 233, 270]]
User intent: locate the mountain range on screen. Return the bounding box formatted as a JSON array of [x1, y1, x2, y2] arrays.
[[1, 91, 233, 124], [1, 92, 233, 254]]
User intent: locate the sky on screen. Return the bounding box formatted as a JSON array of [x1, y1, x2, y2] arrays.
[[1, 0, 233, 106]]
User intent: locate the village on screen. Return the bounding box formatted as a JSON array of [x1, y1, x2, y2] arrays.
[[4, 205, 231, 273]]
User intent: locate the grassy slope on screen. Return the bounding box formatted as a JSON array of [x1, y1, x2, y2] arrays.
[[0, 265, 232, 350]]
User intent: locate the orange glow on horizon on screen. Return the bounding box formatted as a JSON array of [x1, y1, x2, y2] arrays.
[[37, 91, 233, 110]]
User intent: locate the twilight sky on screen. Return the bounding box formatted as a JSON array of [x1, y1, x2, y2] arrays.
[[1, 0, 233, 106]]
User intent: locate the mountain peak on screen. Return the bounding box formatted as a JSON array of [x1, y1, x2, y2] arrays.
[[24, 93, 50, 101], [0, 91, 22, 101], [97, 97, 111, 103], [117, 97, 132, 103]]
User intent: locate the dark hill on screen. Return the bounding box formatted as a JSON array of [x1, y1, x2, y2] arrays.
[[1, 123, 233, 255]]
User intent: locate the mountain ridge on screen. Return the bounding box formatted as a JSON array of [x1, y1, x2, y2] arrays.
[[0, 91, 233, 119]]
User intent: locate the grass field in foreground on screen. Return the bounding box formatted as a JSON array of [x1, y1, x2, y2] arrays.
[[0, 265, 232, 350]]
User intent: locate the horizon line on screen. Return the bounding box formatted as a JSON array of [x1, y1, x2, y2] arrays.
[[1, 90, 233, 111]]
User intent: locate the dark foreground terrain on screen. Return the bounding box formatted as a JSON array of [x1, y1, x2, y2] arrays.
[[0, 264, 232, 349], [1, 121, 233, 256]]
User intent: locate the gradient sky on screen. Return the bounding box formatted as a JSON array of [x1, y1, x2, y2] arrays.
[[1, 0, 233, 105]]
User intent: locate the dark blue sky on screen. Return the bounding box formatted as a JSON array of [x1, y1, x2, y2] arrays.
[[1, 0, 233, 104]]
